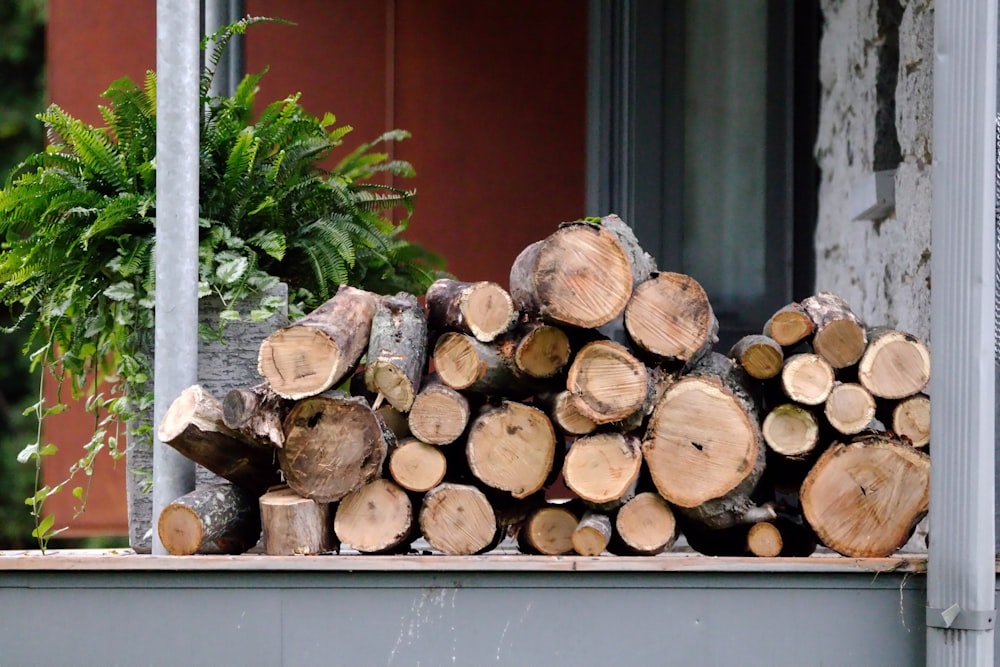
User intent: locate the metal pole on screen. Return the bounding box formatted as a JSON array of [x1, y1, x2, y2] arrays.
[[152, 0, 200, 555], [203, 0, 244, 97], [928, 0, 998, 663]]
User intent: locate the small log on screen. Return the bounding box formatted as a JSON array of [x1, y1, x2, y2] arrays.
[[259, 486, 336, 555], [221, 383, 293, 449], [729, 334, 784, 380], [516, 503, 579, 555], [432, 332, 531, 396], [572, 511, 613, 556], [535, 390, 597, 436], [562, 432, 642, 509], [363, 292, 428, 412], [801, 292, 867, 369], [407, 378, 471, 445], [257, 285, 378, 399], [781, 353, 836, 406], [746, 521, 783, 557], [761, 403, 821, 460], [425, 278, 517, 342], [608, 492, 678, 556], [800, 433, 930, 557], [507, 321, 571, 379], [376, 404, 412, 440], [466, 401, 557, 499], [762, 302, 816, 347], [279, 391, 392, 503], [857, 327, 931, 399], [334, 479, 417, 554], [881, 393, 930, 448], [419, 482, 500, 555], [157, 384, 281, 495], [641, 353, 772, 529], [624, 271, 719, 365], [388, 437, 448, 492], [823, 382, 876, 435], [157, 483, 261, 556], [567, 339, 652, 424]]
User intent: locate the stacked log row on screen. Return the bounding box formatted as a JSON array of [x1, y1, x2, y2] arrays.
[[157, 215, 932, 560]]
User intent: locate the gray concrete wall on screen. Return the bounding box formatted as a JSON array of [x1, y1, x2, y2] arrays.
[[815, 0, 934, 342]]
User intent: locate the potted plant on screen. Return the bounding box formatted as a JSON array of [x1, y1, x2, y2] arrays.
[[0, 17, 444, 551]]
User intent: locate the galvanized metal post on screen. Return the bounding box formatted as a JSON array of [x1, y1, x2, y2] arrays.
[[928, 0, 998, 664], [151, 0, 201, 555], [203, 0, 244, 97]]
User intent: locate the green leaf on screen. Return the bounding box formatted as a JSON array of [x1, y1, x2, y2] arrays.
[[218, 309, 242, 322], [216, 254, 249, 284], [72, 486, 84, 500], [31, 514, 55, 539], [104, 281, 136, 302]]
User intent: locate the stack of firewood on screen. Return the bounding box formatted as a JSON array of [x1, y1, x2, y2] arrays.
[[155, 215, 930, 560]]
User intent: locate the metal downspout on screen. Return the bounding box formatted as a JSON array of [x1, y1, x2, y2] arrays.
[[151, 1, 200, 554], [928, 0, 998, 663]]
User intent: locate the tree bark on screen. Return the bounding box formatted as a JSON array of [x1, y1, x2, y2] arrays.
[[762, 302, 816, 347], [259, 486, 336, 555], [800, 433, 930, 557], [761, 403, 821, 460], [624, 271, 718, 366], [407, 377, 471, 445], [157, 483, 261, 555], [279, 391, 391, 502], [257, 285, 378, 399], [608, 492, 678, 556], [465, 401, 557, 499], [516, 503, 579, 555], [823, 382, 877, 435], [729, 334, 784, 380], [363, 292, 428, 412], [157, 384, 281, 495], [781, 353, 836, 406], [388, 437, 448, 492], [801, 292, 867, 369], [419, 482, 500, 555], [567, 339, 652, 425], [221, 383, 292, 449], [425, 278, 517, 342], [857, 327, 931, 399], [334, 478, 417, 554], [571, 511, 613, 556], [562, 432, 642, 509]]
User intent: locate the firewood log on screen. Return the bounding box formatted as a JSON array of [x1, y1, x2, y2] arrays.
[[572, 511, 613, 556], [729, 334, 784, 380], [279, 391, 392, 503], [259, 486, 336, 555], [157, 384, 281, 495], [823, 382, 877, 435], [641, 352, 773, 529], [157, 483, 261, 555], [801, 292, 867, 369], [516, 503, 579, 555], [879, 392, 930, 448], [419, 483, 501, 555], [257, 285, 378, 399], [505, 321, 571, 379], [406, 377, 471, 445], [761, 403, 821, 461], [534, 390, 597, 436], [363, 292, 428, 412], [800, 433, 930, 557], [425, 278, 517, 342], [221, 383, 293, 449], [857, 327, 931, 399], [566, 339, 652, 425], [334, 478, 417, 554], [624, 271, 718, 366], [607, 492, 678, 556], [562, 432, 642, 510], [762, 302, 816, 347], [388, 437, 448, 492], [432, 332, 547, 396], [465, 401, 557, 499], [780, 353, 836, 405]]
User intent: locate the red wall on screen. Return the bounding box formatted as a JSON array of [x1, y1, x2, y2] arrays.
[[44, 1, 587, 536]]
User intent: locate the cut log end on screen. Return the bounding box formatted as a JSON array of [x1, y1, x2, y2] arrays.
[[388, 438, 448, 492], [729, 334, 784, 380], [572, 511, 612, 556], [463, 282, 517, 342], [611, 492, 678, 556], [746, 522, 783, 558], [257, 328, 341, 400], [762, 403, 820, 459], [567, 340, 650, 424], [334, 479, 416, 554], [858, 329, 931, 399], [466, 401, 556, 499], [824, 382, 876, 435], [407, 381, 470, 445], [419, 483, 499, 555], [259, 486, 335, 555], [624, 272, 718, 362], [514, 324, 571, 378], [563, 433, 642, 506], [891, 394, 930, 448], [781, 353, 835, 406], [763, 303, 816, 347], [517, 504, 579, 555]]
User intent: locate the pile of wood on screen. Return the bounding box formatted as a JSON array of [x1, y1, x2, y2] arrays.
[[155, 215, 931, 559]]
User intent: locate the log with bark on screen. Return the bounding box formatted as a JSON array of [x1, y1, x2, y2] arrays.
[[259, 486, 337, 555], [505, 321, 572, 379], [432, 332, 545, 397], [334, 478, 417, 554], [257, 285, 378, 399], [419, 482, 501, 555], [624, 271, 718, 366], [363, 292, 428, 412], [729, 334, 784, 380], [516, 503, 579, 555], [562, 432, 642, 510], [571, 510, 613, 556], [801, 292, 867, 369], [425, 278, 517, 343], [157, 483, 261, 556], [762, 302, 816, 347], [406, 377, 472, 445], [388, 437, 448, 492], [534, 390, 597, 436], [761, 403, 821, 461], [566, 339, 652, 425], [857, 327, 931, 399], [221, 383, 293, 449], [608, 492, 678, 556], [823, 382, 876, 435], [879, 393, 930, 448], [780, 353, 836, 406], [465, 401, 557, 499]]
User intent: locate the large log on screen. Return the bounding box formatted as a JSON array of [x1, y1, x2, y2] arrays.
[[387, 437, 448, 492], [419, 483, 500, 555], [516, 503, 579, 555], [157, 483, 261, 555], [259, 486, 336, 555], [221, 383, 293, 449], [641, 352, 773, 529], [823, 382, 876, 435], [800, 433, 930, 557], [157, 384, 281, 495], [624, 271, 718, 366], [407, 377, 471, 445], [425, 278, 517, 342], [363, 292, 428, 412], [562, 432, 642, 509], [257, 285, 378, 399], [762, 302, 816, 347], [566, 339, 652, 425], [279, 391, 392, 503], [334, 478, 417, 554], [465, 401, 557, 499], [608, 492, 678, 556], [857, 327, 931, 399], [801, 292, 867, 369]]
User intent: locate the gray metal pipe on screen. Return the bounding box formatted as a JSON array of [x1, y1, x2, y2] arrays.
[[151, 0, 201, 555], [928, 0, 997, 663], [204, 0, 244, 97]]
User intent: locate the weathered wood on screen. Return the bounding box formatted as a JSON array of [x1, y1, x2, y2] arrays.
[[801, 292, 867, 369], [388, 437, 448, 492], [407, 377, 471, 445], [608, 492, 678, 556], [279, 391, 391, 503], [425, 278, 517, 342], [857, 327, 931, 399], [761, 403, 821, 460], [363, 292, 428, 412], [516, 503, 579, 555], [571, 511, 613, 556], [881, 393, 930, 448], [800, 433, 930, 557], [465, 401, 557, 499], [624, 271, 718, 365], [222, 384, 292, 449], [642, 353, 772, 529], [762, 302, 816, 347], [567, 339, 652, 425], [419, 483, 500, 555], [535, 390, 597, 436], [781, 353, 836, 406], [157, 384, 281, 495], [823, 382, 876, 435], [507, 321, 571, 379], [334, 479, 417, 554], [562, 432, 642, 509], [259, 486, 336, 555], [157, 483, 261, 556], [729, 334, 784, 380], [257, 285, 378, 399]]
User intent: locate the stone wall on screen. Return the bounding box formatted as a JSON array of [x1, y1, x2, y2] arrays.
[[815, 0, 934, 342]]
